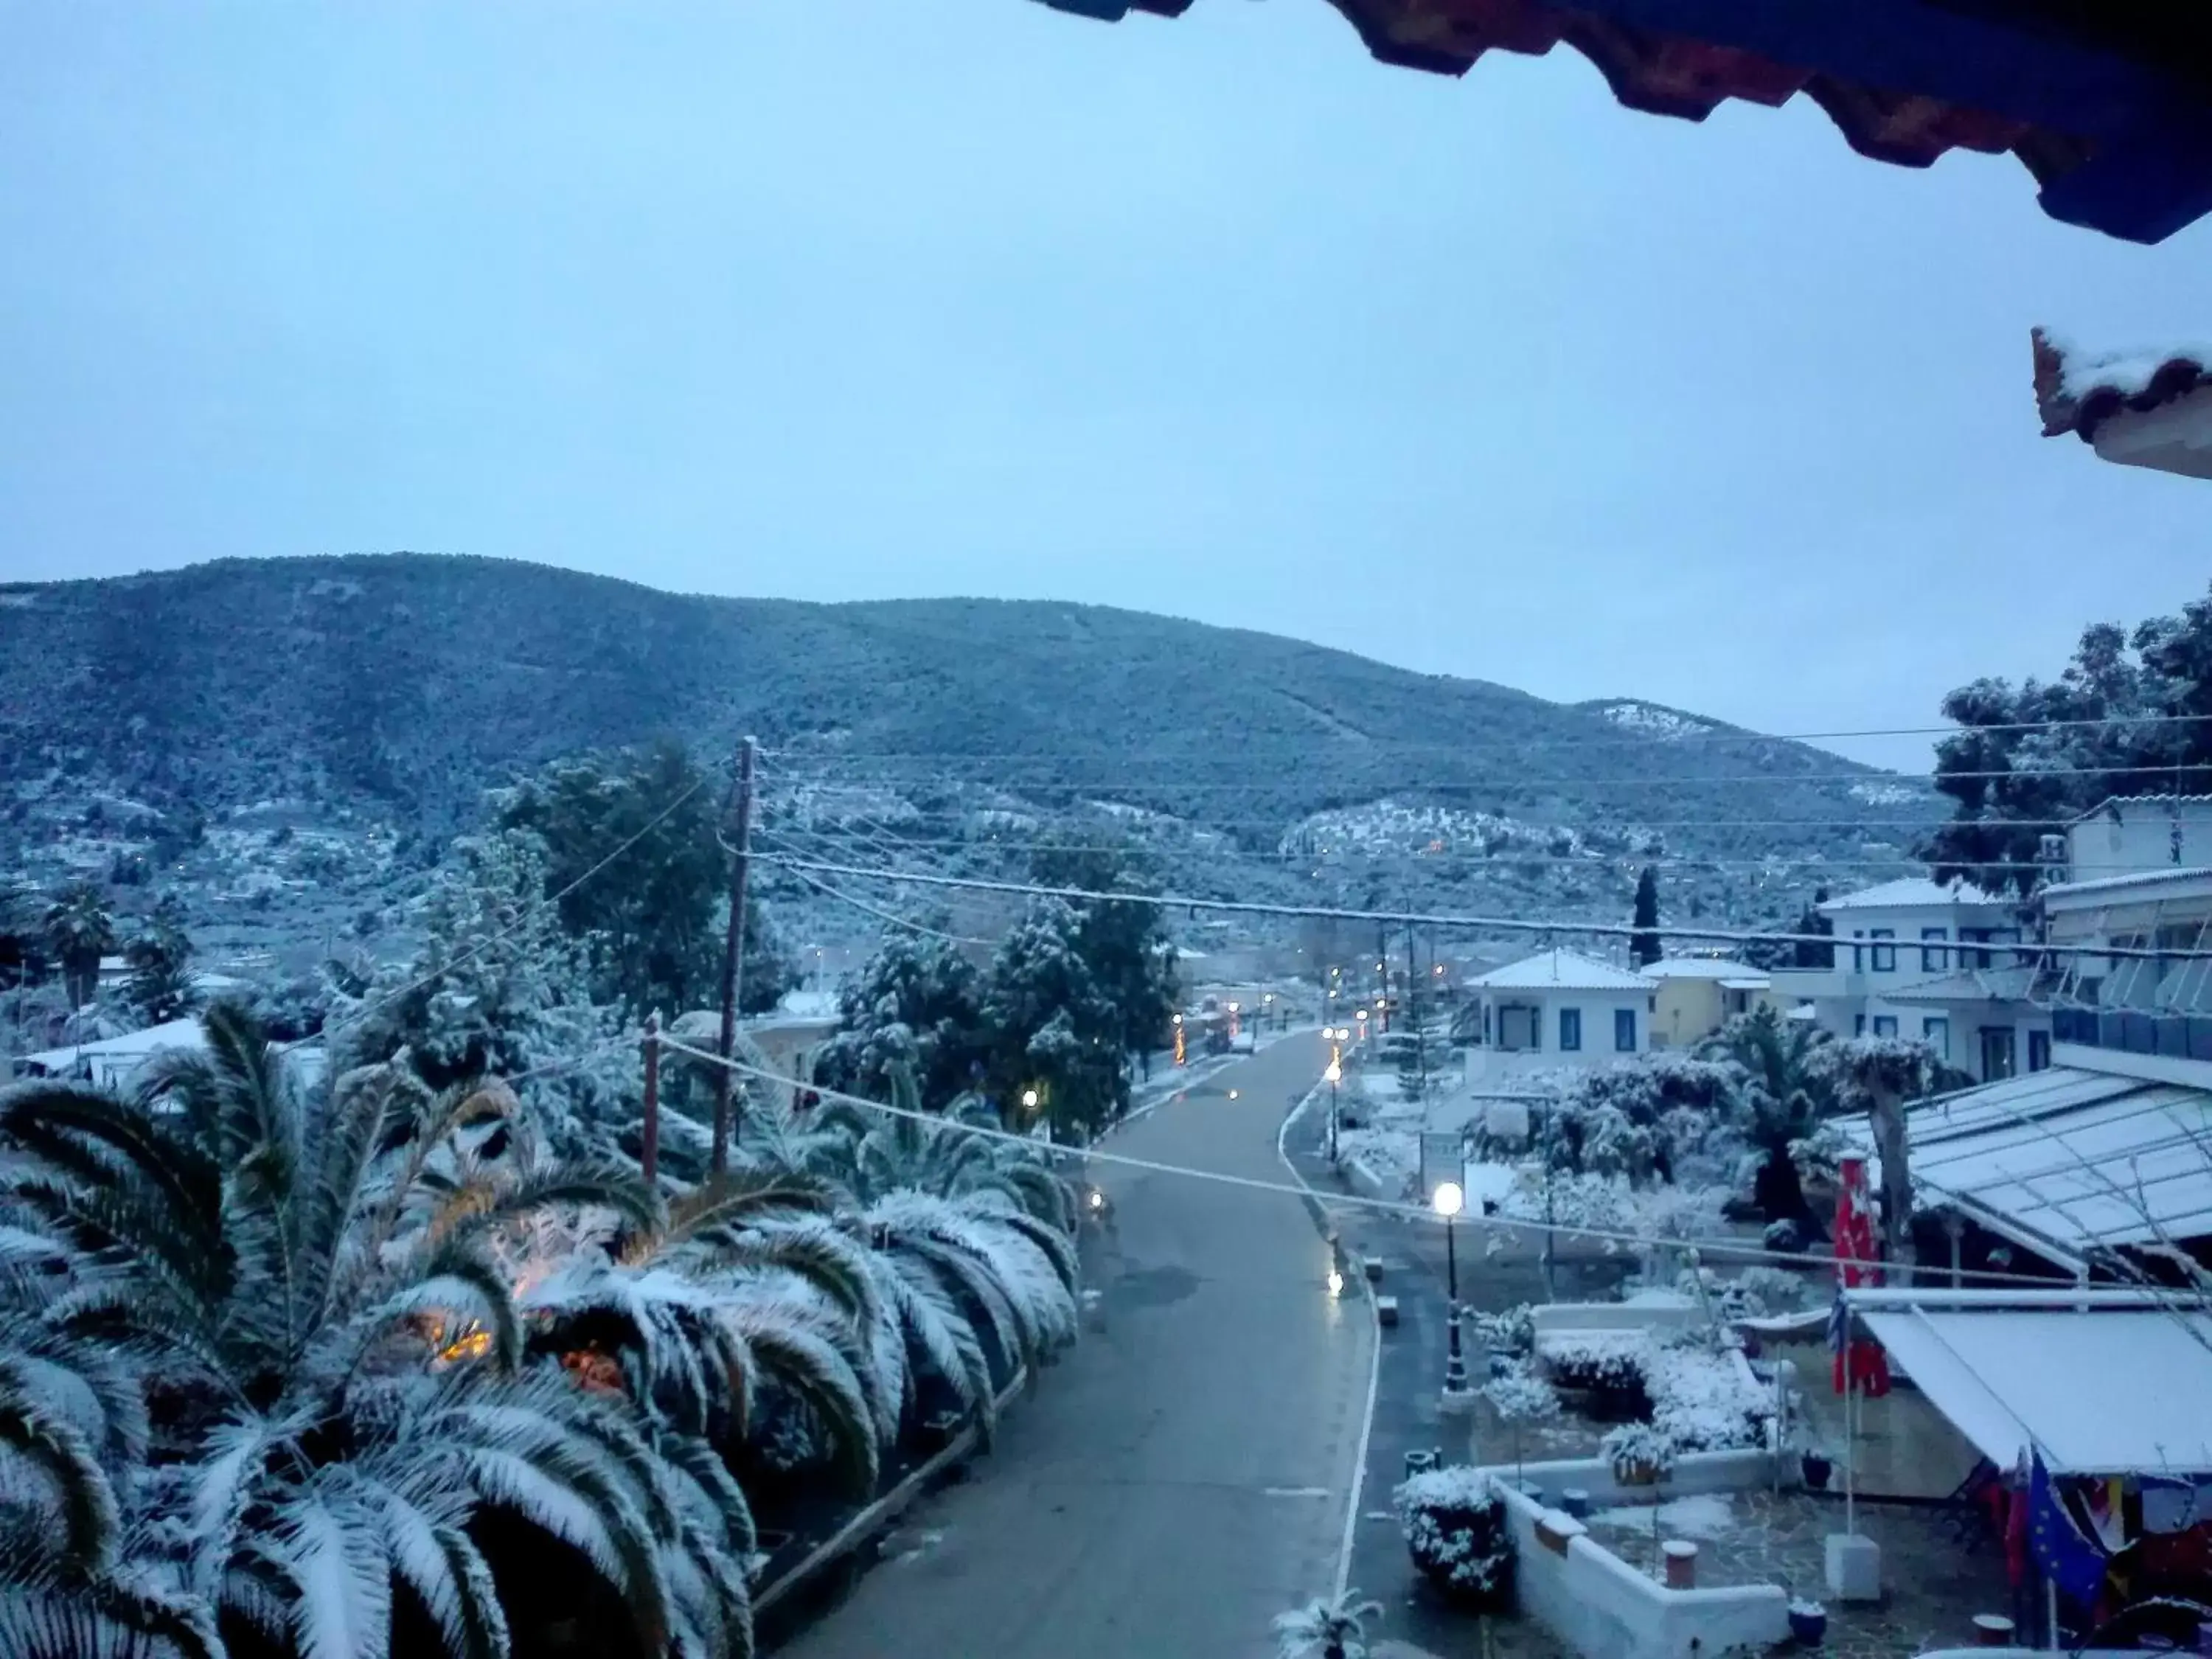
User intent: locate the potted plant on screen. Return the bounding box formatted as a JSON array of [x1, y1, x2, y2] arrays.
[[1394, 1466, 1514, 1609], [1801, 1447, 1833, 1490], [1788, 1597, 1828, 1644], [1601, 1423, 1676, 1489], [1272, 1587, 1385, 1658]]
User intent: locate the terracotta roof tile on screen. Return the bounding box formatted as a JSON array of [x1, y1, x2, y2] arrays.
[[2034, 327, 2212, 442]]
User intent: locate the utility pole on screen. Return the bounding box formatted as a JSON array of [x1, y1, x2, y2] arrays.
[[711, 737, 757, 1178], [640, 1011, 662, 1186], [1404, 914, 1427, 1101]]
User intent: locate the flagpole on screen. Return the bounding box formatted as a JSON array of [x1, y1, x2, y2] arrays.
[[1843, 1318, 1856, 1537]]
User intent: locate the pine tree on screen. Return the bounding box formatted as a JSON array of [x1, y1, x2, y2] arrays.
[[1630, 866, 1662, 967]]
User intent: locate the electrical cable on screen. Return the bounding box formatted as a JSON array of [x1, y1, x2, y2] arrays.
[[655, 1034, 2140, 1290], [745, 852, 2204, 962]]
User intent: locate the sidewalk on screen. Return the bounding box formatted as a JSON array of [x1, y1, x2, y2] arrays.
[[1281, 1103, 1624, 1658]]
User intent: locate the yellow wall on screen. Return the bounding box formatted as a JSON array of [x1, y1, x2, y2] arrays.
[[1651, 980, 1782, 1048]]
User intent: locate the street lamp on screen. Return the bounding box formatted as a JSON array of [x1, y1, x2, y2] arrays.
[[1324, 1057, 1343, 1161], [1433, 1180, 1470, 1402], [1020, 1088, 1039, 1112]]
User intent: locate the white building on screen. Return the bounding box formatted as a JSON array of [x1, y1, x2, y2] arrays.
[[1771, 877, 2048, 1082], [1464, 949, 1655, 1068], [2066, 794, 2212, 882], [1836, 832, 2212, 1279], [14, 1018, 209, 1091]]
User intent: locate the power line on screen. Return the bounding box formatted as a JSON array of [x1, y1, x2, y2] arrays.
[[321, 769, 717, 1043], [740, 830, 2085, 874], [753, 828, 994, 947], [761, 709, 2212, 761], [765, 763, 2212, 791], [747, 852, 2205, 962], [658, 1034, 2096, 1289]]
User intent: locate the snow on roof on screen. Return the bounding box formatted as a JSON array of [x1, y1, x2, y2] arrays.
[[1839, 1066, 2212, 1262], [1818, 876, 2009, 913], [1877, 964, 2040, 1004], [1467, 948, 1655, 992], [1642, 956, 1764, 982], [774, 988, 840, 1020], [1717, 977, 1770, 992], [2067, 793, 2212, 827], [2041, 866, 2212, 901], [16, 1018, 209, 1089], [2035, 327, 2212, 443], [1860, 1303, 2212, 1474]]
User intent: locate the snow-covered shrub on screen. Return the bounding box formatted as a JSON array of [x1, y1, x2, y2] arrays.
[[1394, 1466, 1513, 1606], [1471, 1303, 1535, 1358], [1483, 1362, 1559, 1477], [1719, 1265, 1807, 1318], [1542, 1330, 1653, 1399], [1762, 1217, 1805, 1253], [1645, 1340, 1768, 1453], [1601, 1422, 1676, 1482]]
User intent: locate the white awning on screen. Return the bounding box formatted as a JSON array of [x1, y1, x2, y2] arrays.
[[1841, 1066, 2212, 1265], [1860, 1304, 2212, 1475]]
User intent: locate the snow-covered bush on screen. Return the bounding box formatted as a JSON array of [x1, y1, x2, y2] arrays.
[[1646, 1340, 1768, 1453], [1394, 1466, 1513, 1605], [1719, 1265, 1807, 1318], [1542, 1330, 1653, 1399], [1483, 1361, 1559, 1478], [1601, 1422, 1676, 1482], [1470, 1303, 1535, 1358]]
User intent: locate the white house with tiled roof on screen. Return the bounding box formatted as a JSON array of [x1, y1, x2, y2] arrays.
[[1465, 948, 1655, 1069], [1772, 877, 2048, 1081]]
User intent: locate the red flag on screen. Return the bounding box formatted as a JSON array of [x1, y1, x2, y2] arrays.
[[1832, 1156, 1891, 1395]]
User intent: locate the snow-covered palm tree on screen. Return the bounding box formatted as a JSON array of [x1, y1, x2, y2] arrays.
[[1273, 1587, 1384, 1659], [0, 1315, 217, 1659], [0, 1004, 722, 1659]]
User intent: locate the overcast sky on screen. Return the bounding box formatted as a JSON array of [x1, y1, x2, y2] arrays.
[[1, 0, 2206, 772]]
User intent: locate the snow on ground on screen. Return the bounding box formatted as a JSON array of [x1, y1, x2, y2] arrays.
[[1597, 703, 1714, 741], [1461, 1158, 1519, 1210], [1585, 1492, 1737, 1541], [1337, 1126, 1419, 1192]]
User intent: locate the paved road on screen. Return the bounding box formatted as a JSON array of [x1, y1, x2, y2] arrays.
[[780, 1034, 1373, 1659]]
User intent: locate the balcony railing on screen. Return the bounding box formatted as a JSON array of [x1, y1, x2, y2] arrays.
[[2051, 1006, 2212, 1062]]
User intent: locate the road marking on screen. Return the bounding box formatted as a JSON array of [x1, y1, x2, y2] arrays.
[[1275, 1068, 1382, 1602]]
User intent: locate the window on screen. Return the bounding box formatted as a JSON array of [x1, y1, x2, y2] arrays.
[[1615, 1008, 1637, 1051], [1922, 1016, 1950, 1059], [1851, 929, 1865, 973], [1960, 927, 2018, 970], [1559, 1008, 1582, 1052], [2028, 1030, 2051, 1073], [1872, 1015, 1899, 1037], [1979, 1026, 2017, 1080], [1854, 1014, 1866, 1036], [1921, 927, 1949, 973], [1869, 928, 1896, 972]]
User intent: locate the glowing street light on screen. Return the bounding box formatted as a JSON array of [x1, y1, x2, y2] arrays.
[[1433, 1180, 1470, 1400], [1324, 1057, 1343, 1161], [1020, 1088, 1039, 1111]]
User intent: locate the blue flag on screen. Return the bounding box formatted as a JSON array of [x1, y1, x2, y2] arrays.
[[2028, 1453, 2107, 1607], [1826, 1287, 1847, 1354]]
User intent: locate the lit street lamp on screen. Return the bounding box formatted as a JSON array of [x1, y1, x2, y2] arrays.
[[1324, 1057, 1343, 1161], [1434, 1180, 1471, 1404], [1020, 1088, 1039, 1112]]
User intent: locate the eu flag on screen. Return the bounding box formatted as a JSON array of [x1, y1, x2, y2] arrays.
[[2028, 1453, 2107, 1607]]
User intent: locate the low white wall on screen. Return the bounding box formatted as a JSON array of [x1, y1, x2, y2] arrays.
[[1493, 1447, 1778, 1506], [1531, 1298, 1702, 1345], [1489, 1456, 1790, 1659]]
